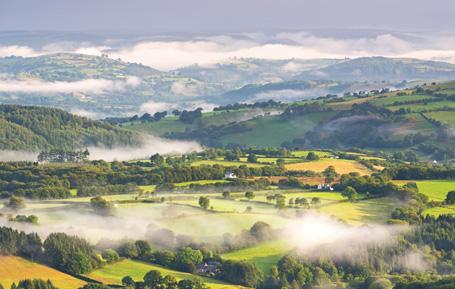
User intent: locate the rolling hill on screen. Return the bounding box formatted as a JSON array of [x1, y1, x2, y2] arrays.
[[0, 104, 139, 150], [130, 81, 455, 161]]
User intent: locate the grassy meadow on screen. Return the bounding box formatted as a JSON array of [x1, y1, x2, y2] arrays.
[[0, 256, 86, 289], [85, 259, 240, 289], [392, 180, 455, 201]]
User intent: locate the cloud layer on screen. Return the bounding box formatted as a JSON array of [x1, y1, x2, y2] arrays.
[[0, 76, 140, 94], [2, 32, 455, 70]]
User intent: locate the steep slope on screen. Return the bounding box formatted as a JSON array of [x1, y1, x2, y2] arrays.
[[0, 104, 139, 150]]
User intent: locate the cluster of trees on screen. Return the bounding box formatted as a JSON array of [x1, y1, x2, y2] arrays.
[[213, 100, 283, 111], [179, 108, 203, 124], [37, 150, 89, 163], [0, 226, 101, 275], [121, 270, 208, 289], [8, 214, 39, 224], [281, 102, 332, 118], [0, 104, 138, 151], [0, 158, 285, 199], [77, 183, 139, 197]]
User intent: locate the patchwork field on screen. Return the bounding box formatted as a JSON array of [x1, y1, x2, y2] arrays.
[[221, 240, 289, 274], [392, 180, 455, 201], [191, 160, 265, 168], [85, 259, 240, 289], [0, 256, 85, 289], [285, 159, 373, 175], [316, 197, 397, 224], [424, 205, 455, 217]]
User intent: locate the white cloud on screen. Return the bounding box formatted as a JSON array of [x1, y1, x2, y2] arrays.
[[3, 32, 455, 70], [0, 76, 140, 94], [139, 101, 178, 114], [0, 45, 40, 57]]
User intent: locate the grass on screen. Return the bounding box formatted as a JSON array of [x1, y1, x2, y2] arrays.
[[219, 112, 336, 147], [291, 150, 333, 158], [174, 180, 230, 187], [173, 198, 278, 214], [0, 256, 85, 289], [191, 160, 265, 168], [85, 259, 240, 289], [424, 111, 455, 127], [316, 197, 397, 225], [392, 180, 455, 201], [221, 240, 289, 274], [285, 159, 372, 175], [162, 213, 289, 239], [424, 205, 455, 217]]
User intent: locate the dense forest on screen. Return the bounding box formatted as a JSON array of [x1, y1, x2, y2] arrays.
[[0, 105, 139, 151]]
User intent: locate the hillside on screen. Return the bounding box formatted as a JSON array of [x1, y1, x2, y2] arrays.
[[129, 81, 455, 161], [0, 104, 139, 150], [2, 54, 455, 117], [297, 57, 455, 82]]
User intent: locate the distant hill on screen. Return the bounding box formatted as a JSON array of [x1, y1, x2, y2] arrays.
[[0, 104, 139, 151], [297, 57, 455, 82], [2, 54, 455, 117]]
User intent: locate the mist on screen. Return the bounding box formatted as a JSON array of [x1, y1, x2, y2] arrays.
[[0, 76, 140, 94], [283, 213, 406, 260], [87, 136, 202, 161], [0, 150, 38, 162]]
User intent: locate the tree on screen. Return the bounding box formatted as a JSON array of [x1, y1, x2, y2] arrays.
[[175, 247, 203, 272], [446, 191, 455, 204], [276, 195, 286, 209], [198, 196, 210, 210], [144, 270, 164, 288], [102, 249, 120, 263], [222, 191, 230, 199], [90, 196, 113, 216], [4, 196, 25, 210], [135, 240, 152, 256], [245, 191, 255, 200], [342, 186, 358, 202], [122, 276, 135, 288], [150, 153, 165, 166], [323, 166, 338, 183], [306, 152, 319, 161], [117, 241, 139, 258], [247, 153, 258, 163], [311, 197, 321, 206], [250, 221, 273, 241]]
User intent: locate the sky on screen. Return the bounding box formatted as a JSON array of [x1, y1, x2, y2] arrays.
[[1, 0, 455, 70], [1, 0, 455, 33]]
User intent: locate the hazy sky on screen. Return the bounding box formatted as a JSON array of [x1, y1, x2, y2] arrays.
[[1, 0, 455, 33]]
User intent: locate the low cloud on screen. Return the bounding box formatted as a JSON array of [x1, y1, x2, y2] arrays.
[[283, 213, 405, 260], [87, 136, 202, 161], [139, 101, 178, 114], [0, 150, 38, 162], [0, 76, 140, 94], [3, 32, 455, 70]]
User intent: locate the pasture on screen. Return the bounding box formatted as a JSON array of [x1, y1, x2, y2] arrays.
[[392, 180, 455, 201], [221, 240, 289, 274], [85, 259, 239, 289], [0, 256, 85, 289], [424, 205, 455, 217], [316, 197, 397, 224], [285, 159, 372, 175]]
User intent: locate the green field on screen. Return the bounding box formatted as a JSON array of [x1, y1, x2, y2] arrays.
[[316, 197, 397, 224], [174, 180, 230, 187], [219, 112, 336, 147], [85, 259, 240, 289], [424, 111, 455, 127], [424, 205, 455, 217], [291, 150, 333, 158], [221, 240, 289, 274], [0, 256, 85, 289], [392, 180, 455, 201], [162, 213, 289, 239]]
